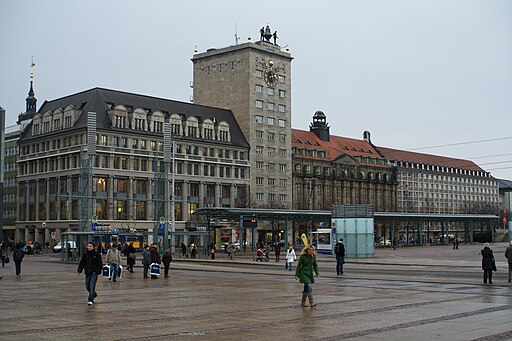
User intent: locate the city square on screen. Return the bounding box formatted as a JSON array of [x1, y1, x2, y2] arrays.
[[1, 243, 511, 341]]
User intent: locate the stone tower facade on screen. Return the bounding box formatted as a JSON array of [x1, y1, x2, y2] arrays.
[[192, 39, 293, 208]]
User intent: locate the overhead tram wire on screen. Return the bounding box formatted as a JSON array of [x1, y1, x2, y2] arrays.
[[409, 136, 512, 151]]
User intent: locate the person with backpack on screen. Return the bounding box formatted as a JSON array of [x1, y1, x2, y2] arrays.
[[334, 238, 346, 275], [13, 243, 25, 277]]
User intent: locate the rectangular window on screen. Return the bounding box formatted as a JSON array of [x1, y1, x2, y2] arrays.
[[279, 134, 286, 142], [268, 193, 276, 202], [255, 100, 263, 108], [267, 87, 274, 96], [256, 177, 263, 185], [256, 146, 263, 154], [113, 137, 119, 147], [280, 194, 287, 202], [268, 117, 275, 125], [278, 119, 286, 127], [256, 161, 264, 170], [280, 179, 287, 187], [268, 163, 275, 170], [121, 137, 127, 148], [278, 104, 286, 113], [255, 84, 263, 93], [267, 132, 275, 141], [255, 115, 263, 123], [279, 164, 286, 172], [256, 70, 263, 78], [256, 193, 263, 201], [268, 178, 276, 186], [279, 90, 286, 98], [267, 147, 275, 156], [267, 102, 275, 111], [279, 75, 285, 83], [279, 149, 287, 157], [256, 130, 263, 139]]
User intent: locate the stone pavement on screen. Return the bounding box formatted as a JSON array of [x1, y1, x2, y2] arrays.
[[0, 242, 511, 340]]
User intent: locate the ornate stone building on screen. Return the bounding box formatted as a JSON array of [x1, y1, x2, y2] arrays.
[[292, 112, 397, 212], [15, 87, 250, 243]]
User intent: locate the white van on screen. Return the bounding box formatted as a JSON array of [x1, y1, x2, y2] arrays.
[[53, 241, 77, 253]]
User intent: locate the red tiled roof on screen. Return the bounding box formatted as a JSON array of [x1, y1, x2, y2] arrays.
[[377, 146, 485, 172], [292, 129, 388, 168]]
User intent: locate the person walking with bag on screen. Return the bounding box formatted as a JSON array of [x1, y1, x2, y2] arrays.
[[481, 243, 496, 284], [77, 242, 103, 305], [295, 246, 319, 307], [142, 245, 151, 278], [106, 243, 121, 282], [162, 248, 172, 278], [285, 245, 296, 271], [149, 244, 161, 279], [334, 238, 346, 275]]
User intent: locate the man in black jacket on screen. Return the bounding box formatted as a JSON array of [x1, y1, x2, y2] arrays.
[[334, 238, 346, 275], [77, 242, 103, 305]]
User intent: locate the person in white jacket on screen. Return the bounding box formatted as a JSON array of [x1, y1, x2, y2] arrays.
[[285, 245, 297, 271]]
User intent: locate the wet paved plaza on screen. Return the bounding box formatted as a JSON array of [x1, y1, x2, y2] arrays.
[[0, 243, 511, 340]]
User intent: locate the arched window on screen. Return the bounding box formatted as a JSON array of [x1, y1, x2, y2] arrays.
[[217, 121, 230, 142], [202, 119, 214, 140], [186, 116, 199, 138], [170, 114, 182, 135]]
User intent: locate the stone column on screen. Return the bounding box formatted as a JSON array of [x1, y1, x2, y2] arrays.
[[215, 183, 221, 207], [128, 177, 134, 220], [35, 180, 40, 221], [66, 177, 72, 220], [107, 176, 114, 220], [182, 181, 189, 221], [230, 184, 236, 207], [199, 181, 205, 208], [147, 179, 153, 221]]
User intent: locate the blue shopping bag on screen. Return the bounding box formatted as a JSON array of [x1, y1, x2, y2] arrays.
[[150, 263, 160, 276], [102, 265, 111, 278]]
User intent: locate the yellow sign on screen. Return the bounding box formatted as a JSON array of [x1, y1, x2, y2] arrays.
[[301, 233, 309, 246]]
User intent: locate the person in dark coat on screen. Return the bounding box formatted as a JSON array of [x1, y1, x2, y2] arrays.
[[77, 242, 103, 305], [13, 243, 25, 277], [180, 242, 187, 258], [275, 242, 281, 262], [334, 238, 346, 275], [481, 243, 495, 284], [149, 244, 161, 279], [295, 246, 319, 307], [162, 248, 172, 278], [125, 242, 136, 273], [142, 245, 151, 278]]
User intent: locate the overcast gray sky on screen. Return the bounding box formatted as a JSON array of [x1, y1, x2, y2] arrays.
[[1, 0, 511, 180]]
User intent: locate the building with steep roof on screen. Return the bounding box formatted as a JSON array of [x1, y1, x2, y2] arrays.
[[292, 112, 396, 212], [15, 87, 250, 244]]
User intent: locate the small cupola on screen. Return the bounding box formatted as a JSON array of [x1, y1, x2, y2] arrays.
[[309, 111, 330, 141]]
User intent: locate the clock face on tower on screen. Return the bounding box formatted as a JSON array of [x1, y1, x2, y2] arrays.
[[264, 67, 279, 87]]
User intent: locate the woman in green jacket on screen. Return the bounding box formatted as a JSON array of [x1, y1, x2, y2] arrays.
[[295, 245, 319, 307]]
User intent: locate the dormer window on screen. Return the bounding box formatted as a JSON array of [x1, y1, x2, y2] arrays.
[[217, 121, 230, 142]]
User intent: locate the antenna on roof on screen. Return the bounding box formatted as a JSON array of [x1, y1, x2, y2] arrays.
[[234, 23, 240, 45]]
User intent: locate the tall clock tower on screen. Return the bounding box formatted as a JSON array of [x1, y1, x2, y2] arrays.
[[192, 29, 293, 208]]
